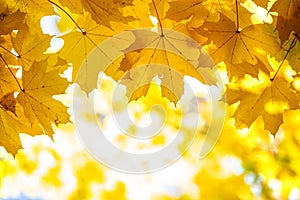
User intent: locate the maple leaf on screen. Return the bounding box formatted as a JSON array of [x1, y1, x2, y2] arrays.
[[166, 0, 253, 28], [0, 36, 19, 68], [58, 13, 132, 91], [251, 0, 269, 8], [81, 0, 135, 28], [0, 105, 43, 155], [227, 61, 300, 134], [270, 0, 300, 43], [0, 6, 25, 35], [231, 59, 270, 79], [0, 60, 20, 97], [105, 29, 216, 103], [121, 0, 153, 28], [46, 53, 69, 72], [11, 25, 51, 70], [9, 0, 56, 33], [17, 59, 69, 135], [0, 61, 44, 155], [166, 0, 211, 26], [120, 63, 184, 103], [0, 37, 69, 154], [149, 0, 169, 21], [195, 14, 280, 79], [0, 92, 16, 115], [57, 0, 83, 14]]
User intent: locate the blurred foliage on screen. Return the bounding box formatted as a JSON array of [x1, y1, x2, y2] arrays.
[[1, 79, 300, 199]]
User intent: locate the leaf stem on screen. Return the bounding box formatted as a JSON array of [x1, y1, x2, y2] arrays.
[[270, 35, 297, 81], [48, 0, 86, 34], [0, 55, 23, 91], [152, 0, 164, 36], [294, 32, 299, 41], [0, 46, 20, 58], [235, 0, 240, 32]]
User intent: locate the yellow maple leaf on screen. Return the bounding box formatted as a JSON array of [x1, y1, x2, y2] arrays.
[[105, 28, 216, 103], [149, 0, 169, 21], [227, 60, 300, 134], [1, 53, 46, 155], [270, 0, 300, 43], [0, 62, 20, 97], [57, 0, 83, 14], [122, 0, 153, 28], [9, 0, 56, 34], [11, 25, 51, 70], [0, 92, 16, 115], [0, 105, 43, 155], [230, 58, 270, 79], [58, 13, 132, 91], [17, 59, 69, 135], [82, 0, 135, 28], [0, 5, 25, 35], [251, 0, 269, 8], [166, 0, 213, 27], [0, 35, 19, 67], [166, 0, 253, 28], [196, 14, 280, 79]]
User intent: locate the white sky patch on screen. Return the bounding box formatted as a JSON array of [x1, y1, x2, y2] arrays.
[[149, 15, 158, 28], [10, 48, 19, 58], [40, 15, 65, 53], [219, 156, 243, 177], [15, 67, 22, 79], [268, 178, 282, 199], [244, 173, 263, 197], [46, 37, 64, 53], [40, 15, 61, 36], [289, 188, 300, 200]]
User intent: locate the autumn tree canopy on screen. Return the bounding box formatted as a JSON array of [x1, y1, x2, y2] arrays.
[[0, 0, 299, 157], [0, 0, 300, 199]]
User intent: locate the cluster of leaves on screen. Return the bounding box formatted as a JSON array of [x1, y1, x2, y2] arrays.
[[0, 0, 70, 154], [0, 0, 299, 155]]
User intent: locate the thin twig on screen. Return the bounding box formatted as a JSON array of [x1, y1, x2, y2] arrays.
[[235, 0, 239, 32], [270, 35, 297, 81], [152, 0, 164, 36], [48, 0, 86, 34], [0, 46, 20, 58], [0, 55, 23, 91]]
